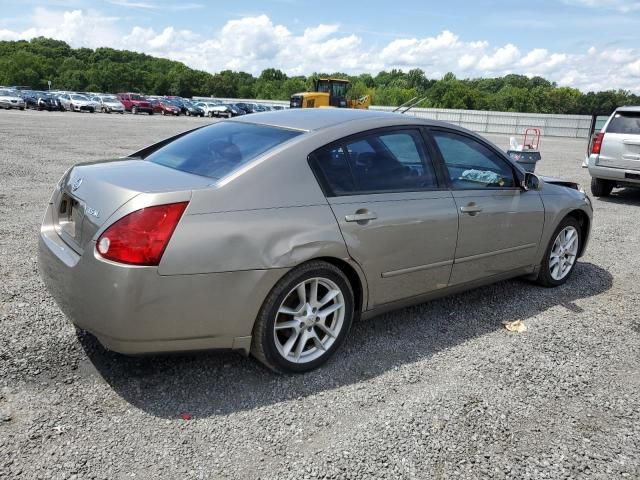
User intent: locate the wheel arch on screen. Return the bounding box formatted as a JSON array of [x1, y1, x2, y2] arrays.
[[566, 209, 590, 257], [311, 257, 368, 319]]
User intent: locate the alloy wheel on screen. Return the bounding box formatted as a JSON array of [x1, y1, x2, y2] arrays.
[[273, 277, 345, 364], [549, 226, 579, 280]]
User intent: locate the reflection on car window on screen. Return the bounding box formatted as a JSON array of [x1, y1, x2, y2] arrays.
[[311, 129, 437, 195], [432, 131, 516, 189], [607, 112, 640, 135], [146, 122, 301, 179]]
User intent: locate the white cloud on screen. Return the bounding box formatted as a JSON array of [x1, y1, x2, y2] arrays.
[[2, 8, 640, 92], [477, 44, 520, 71]]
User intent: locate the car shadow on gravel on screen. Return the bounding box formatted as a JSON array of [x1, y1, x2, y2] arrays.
[[595, 188, 640, 205], [78, 261, 612, 419]]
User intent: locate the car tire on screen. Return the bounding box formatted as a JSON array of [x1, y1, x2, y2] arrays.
[[132, 106, 138, 115], [251, 260, 355, 373], [535, 216, 582, 288], [590, 177, 614, 197], [161, 110, 166, 115], [186, 110, 191, 116]]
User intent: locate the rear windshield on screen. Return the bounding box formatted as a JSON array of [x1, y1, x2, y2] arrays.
[[607, 112, 640, 134], [146, 122, 302, 179]]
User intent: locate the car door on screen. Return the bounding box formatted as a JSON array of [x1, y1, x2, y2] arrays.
[[309, 127, 459, 308], [427, 128, 545, 285]]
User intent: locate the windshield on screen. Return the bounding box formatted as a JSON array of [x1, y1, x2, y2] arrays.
[[102, 96, 118, 102], [71, 95, 88, 101], [0, 89, 14, 96], [147, 122, 302, 179]]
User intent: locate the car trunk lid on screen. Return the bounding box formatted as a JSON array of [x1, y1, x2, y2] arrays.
[[53, 159, 212, 253]]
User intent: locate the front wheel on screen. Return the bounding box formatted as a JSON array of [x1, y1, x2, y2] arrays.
[[251, 261, 354, 373], [590, 177, 614, 197], [535, 216, 582, 287], [132, 106, 138, 114]]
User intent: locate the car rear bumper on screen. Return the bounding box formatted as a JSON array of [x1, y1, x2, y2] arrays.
[[588, 164, 640, 186], [38, 203, 287, 355]]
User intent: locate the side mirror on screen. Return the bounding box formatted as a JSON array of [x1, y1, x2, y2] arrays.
[[521, 172, 541, 191]]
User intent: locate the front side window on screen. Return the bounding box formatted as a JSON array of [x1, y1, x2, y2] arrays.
[[431, 130, 516, 189], [146, 122, 301, 179], [311, 129, 437, 195]]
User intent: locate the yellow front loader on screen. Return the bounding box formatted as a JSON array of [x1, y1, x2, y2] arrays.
[[289, 78, 370, 109]]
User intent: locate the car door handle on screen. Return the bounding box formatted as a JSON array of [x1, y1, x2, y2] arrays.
[[345, 211, 377, 223], [460, 203, 483, 216]]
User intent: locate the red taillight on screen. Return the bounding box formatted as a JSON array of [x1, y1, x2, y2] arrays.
[[591, 132, 604, 154], [96, 202, 188, 266]]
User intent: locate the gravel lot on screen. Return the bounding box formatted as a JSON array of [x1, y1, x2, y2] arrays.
[[1, 109, 639, 480]]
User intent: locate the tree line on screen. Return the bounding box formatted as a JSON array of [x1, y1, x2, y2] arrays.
[[1, 37, 636, 115]]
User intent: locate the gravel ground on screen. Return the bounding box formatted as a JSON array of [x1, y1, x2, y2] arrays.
[[1, 109, 639, 480]]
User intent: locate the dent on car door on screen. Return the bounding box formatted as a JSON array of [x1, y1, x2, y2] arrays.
[[309, 128, 459, 308], [428, 129, 545, 285]]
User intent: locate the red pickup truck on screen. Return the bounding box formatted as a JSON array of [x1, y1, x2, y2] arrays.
[[117, 93, 153, 115]]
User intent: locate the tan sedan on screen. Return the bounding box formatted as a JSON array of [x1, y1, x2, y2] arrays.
[[39, 109, 592, 373]]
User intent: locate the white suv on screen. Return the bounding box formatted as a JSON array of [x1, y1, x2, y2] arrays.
[[587, 106, 640, 197]]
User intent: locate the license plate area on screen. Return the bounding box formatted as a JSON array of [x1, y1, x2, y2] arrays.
[[56, 193, 83, 241]]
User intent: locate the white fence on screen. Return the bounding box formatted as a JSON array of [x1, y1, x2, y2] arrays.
[[198, 97, 592, 138]]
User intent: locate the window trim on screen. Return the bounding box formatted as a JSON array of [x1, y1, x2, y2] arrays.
[[425, 127, 524, 191], [308, 126, 445, 198]]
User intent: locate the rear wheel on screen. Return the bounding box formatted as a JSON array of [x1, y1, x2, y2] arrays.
[[251, 261, 354, 373], [535, 216, 582, 287], [590, 177, 614, 197]]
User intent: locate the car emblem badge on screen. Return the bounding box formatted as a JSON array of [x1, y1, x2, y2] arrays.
[[71, 178, 83, 192]]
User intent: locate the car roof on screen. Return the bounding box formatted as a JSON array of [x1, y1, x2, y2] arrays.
[[616, 106, 640, 113], [228, 108, 426, 132]]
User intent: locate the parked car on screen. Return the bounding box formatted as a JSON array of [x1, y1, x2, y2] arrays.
[[210, 103, 245, 118], [183, 101, 205, 117], [194, 101, 221, 117], [587, 106, 640, 196], [35, 92, 63, 111], [116, 93, 153, 115], [93, 95, 125, 114], [0, 89, 26, 110], [157, 99, 181, 116], [58, 93, 96, 113], [38, 109, 592, 373], [233, 102, 254, 114]]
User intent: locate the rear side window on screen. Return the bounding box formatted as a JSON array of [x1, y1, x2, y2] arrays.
[[310, 129, 438, 196], [147, 122, 301, 179], [607, 112, 640, 134]]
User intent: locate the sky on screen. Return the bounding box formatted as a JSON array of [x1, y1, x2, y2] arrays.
[[0, 0, 639, 92]]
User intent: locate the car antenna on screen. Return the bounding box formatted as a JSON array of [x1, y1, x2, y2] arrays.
[[392, 97, 418, 113], [399, 96, 429, 114]]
